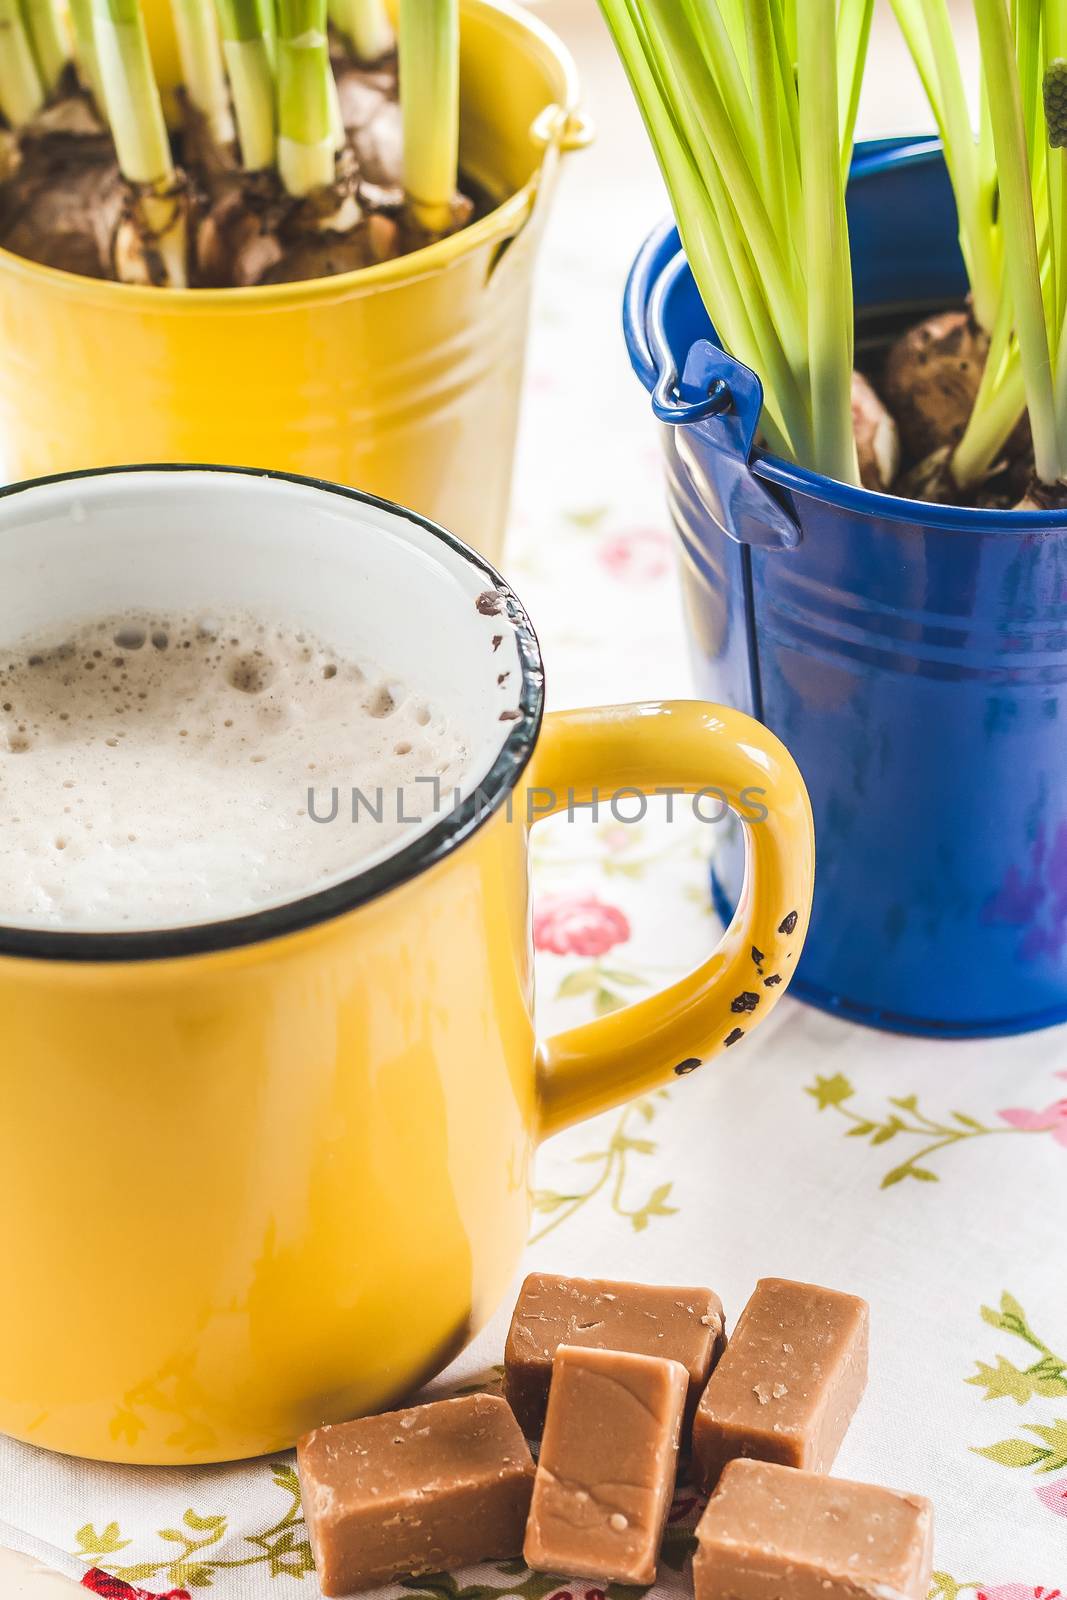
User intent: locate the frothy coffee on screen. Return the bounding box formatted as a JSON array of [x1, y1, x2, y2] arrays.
[[0, 612, 471, 931]]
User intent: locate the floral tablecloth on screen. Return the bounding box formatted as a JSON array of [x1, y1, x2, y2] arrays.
[[1, 6, 1065, 1592]]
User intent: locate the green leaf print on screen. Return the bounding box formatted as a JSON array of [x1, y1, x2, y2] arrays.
[[71, 1458, 314, 1586], [555, 958, 653, 1015], [184, 1511, 227, 1534], [1026, 1418, 1067, 1469], [929, 1576, 983, 1600], [563, 505, 610, 530], [970, 1355, 1067, 1405], [75, 1522, 132, 1557], [557, 969, 601, 997], [974, 1437, 1054, 1468], [968, 1292, 1067, 1484], [530, 1093, 678, 1244], [806, 1072, 855, 1109], [806, 1078, 1052, 1188]]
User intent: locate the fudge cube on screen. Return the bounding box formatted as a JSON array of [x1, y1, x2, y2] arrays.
[[297, 1394, 534, 1596]]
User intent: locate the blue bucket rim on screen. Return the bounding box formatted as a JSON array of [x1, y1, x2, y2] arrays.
[[623, 136, 1067, 536]]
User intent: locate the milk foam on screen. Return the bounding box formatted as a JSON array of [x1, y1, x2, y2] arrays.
[[0, 612, 471, 931]]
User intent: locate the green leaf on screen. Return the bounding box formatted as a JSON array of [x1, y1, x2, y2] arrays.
[[631, 1212, 650, 1232], [595, 986, 625, 1015], [967, 1356, 1041, 1405], [889, 1093, 920, 1113], [845, 1120, 876, 1137], [531, 1191, 579, 1214], [159, 1529, 188, 1543], [616, 1136, 656, 1155], [973, 1437, 1050, 1468], [805, 1072, 854, 1109], [878, 1161, 937, 1186], [268, 1541, 315, 1577], [646, 1181, 677, 1214], [75, 1522, 131, 1556], [979, 1296, 1030, 1336], [952, 1111, 986, 1130], [564, 504, 609, 529], [1023, 1418, 1067, 1469], [270, 1462, 301, 1496], [871, 1117, 904, 1145], [168, 1561, 214, 1586], [603, 860, 645, 879], [557, 969, 601, 998], [183, 1511, 226, 1535], [259, 1527, 302, 1557], [636, 1100, 655, 1122], [599, 968, 645, 986], [113, 1565, 163, 1584]]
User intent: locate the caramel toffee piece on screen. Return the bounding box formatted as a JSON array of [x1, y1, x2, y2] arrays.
[[692, 1276, 868, 1490], [523, 1344, 687, 1585], [296, 1394, 534, 1597], [504, 1272, 725, 1438], [694, 1459, 934, 1600]]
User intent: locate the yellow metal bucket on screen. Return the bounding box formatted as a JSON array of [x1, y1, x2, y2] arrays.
[[0, 0, 587, 560]]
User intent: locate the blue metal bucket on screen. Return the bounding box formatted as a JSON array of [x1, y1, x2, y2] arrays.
[[624, 137, 1067, 1038]]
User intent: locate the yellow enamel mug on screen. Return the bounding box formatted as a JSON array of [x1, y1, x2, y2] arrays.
[[0, 0, 588, 563], [0, 467, 814, 1465]]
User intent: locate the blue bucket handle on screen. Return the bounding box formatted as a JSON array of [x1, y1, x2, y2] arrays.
[[646, 255, 802, 550]]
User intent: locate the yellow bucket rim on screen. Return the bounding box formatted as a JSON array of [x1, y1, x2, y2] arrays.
[[0, 0, 586, 312]]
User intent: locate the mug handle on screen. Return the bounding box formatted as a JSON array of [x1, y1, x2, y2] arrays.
[[525, 700, 815, 1140]]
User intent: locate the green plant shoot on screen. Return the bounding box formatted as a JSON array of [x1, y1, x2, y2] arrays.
[[595, 0, 874, 484], [398, 0, 458, 234]]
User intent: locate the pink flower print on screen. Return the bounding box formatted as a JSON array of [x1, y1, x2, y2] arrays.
[[977, 1589, 1063, 1600], [1036, 1477, 1067, 1517], [534, 893, 631, 958], [597, 526, 672, 583], [997, 1096, 1067, 1146]]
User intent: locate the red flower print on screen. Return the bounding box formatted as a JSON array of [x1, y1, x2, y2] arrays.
[[597, 526, 671, 584], [1036, 1476, 1067, 1517], [81, 1570, 192, 1599], [534, 893, 631, 958]]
